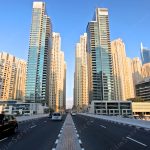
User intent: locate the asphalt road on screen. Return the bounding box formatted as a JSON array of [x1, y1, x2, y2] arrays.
[[72, 114, 150, 150], [0, 115, 66, 150]]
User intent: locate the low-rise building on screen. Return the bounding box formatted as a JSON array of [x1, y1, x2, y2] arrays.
[[0, 100, 46, 115], [89, 101, 132, 116], [132, 102, 150, 119], [135, 78, 150, 101]]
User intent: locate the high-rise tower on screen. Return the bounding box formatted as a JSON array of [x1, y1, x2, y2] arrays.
[[74, 33, 88, 110], [141, 43, 150, 65], [86, 8, 114, 102], [49, 32, 66, 112], [25, 2, 52, 104], [0, 52, 26, 101], [111, 39, 127, 100]]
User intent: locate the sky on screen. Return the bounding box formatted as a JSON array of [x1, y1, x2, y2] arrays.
[[0, 0, 150, 108]]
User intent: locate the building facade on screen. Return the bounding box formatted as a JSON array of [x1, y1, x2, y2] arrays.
[[49, 32, 66, 112], [74, 33, 88, 110], [86, 8, 114, 103], [132, 102, 150, 119], [0, 52, 26, 101], [131, 57, 142, 85], [25, 2, 52, 104], [89, 100, 132, 116], [142, 63, 150, 79], [111, 39, 127, 100], [131, 57, 143, 95], [141, 43, 150, 65], [125, 57, 135, 99], [135, 78, 150, 101]]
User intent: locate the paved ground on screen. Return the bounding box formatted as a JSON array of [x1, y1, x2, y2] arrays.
[[1, 114, 150, 150], [72, 114, 150, 150], [79, 113, 150, 129], [56, 114, 81, 150], [0, 115, 66, 150]]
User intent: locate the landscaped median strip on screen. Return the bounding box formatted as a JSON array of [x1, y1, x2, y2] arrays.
[[52, 114, 83, 150]]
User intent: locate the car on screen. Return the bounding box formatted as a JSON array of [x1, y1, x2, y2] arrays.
[[71, 112, 77, 116], [51, 112, 62, 121], [0, 114, 18, 139]]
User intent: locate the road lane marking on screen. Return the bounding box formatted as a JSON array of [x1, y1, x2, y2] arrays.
[[79, 139, 82, 144], [100, 125, 106, 128], [55, 139, 59, 144], [126, 137, 147, 147], [30, 125, 37, 128], [0, 137, 8, 142], [44, 121, 47, 123]]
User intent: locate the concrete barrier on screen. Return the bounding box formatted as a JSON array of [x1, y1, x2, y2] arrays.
[[16, 114, 48, 123], [79, 113, 150, 130]]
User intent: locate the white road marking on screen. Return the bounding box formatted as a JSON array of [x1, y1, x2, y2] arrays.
[[58, 134, 61, 137], [0, 137, 8, 142], [77, 134, 79, 137], [100, 125, 106, 128], [44, 121, 47, 123], [144, 128, 150, 131], [55, 139, 59, 144], [30, 125, 37, 128], [126, 137, 147, 147], [52, 148, 56, 150], [79, 139, 82, 144]]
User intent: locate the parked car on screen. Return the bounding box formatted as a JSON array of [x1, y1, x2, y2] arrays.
[[0, 114, 18, 139], [51, 112, 62, 121]]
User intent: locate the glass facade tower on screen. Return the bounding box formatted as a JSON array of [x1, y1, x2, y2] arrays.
[[141, 43, 150, 65], [86, 8, 114, 102], [25, 2, 52, 104]]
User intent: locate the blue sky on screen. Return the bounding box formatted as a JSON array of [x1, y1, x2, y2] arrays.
[[0, 0, 150, 108]]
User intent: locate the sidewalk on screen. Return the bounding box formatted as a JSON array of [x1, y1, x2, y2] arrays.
[[16, 114, 48, 123], [80, 113, 150, 130], [56, 114, 81, 150]]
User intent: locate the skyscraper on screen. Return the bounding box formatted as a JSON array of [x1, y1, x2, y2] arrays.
[[49, 32, 66, 112], [131, 57, 142, 85], [141, 43, 150, 65], [142, 63, 150, 79], [0, 52, 26, 101], [86, 8, 114, 102], [74, 33, 88, 110], [125, 57, 135, 99], [111, 39, 127, 100], [25, 2, 52, 104], [111, 39, 136, 100]]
